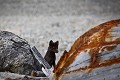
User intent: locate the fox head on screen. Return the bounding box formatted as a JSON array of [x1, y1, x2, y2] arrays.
[[48, 40, 59, 53]]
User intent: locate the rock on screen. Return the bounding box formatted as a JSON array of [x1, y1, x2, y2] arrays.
[[0, 72, 49, 80], [53, 19, 120, 80], [0, 31, 36, 75]]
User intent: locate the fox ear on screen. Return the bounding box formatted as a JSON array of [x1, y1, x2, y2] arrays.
[[49, 40, 53, 46], [55, 41, 59, 45]]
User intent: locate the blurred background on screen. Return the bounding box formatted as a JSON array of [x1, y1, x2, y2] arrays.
[[0, 0, 120, 62]]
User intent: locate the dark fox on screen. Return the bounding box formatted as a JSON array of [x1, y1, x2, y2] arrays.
[[31, 40, 59, 77], [44, 40, 59, 67]]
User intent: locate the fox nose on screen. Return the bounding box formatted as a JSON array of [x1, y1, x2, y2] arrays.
[[55, 49, 58, 53]]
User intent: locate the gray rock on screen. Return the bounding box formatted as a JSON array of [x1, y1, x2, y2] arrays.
[[0, 72, 49, 80], [0, 31, 36, 75]]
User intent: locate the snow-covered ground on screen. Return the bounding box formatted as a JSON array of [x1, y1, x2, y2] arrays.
[[0, 0, 120, 62]]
